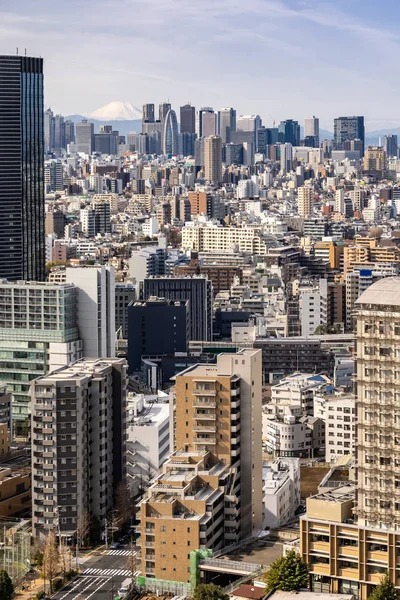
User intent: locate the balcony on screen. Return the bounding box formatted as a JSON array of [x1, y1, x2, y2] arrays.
[[145, 541, 155, 548], [310, 541, 330, 553], [195, 436, 216, 445], [311, 563, 330, 576], [193, 425, 217, 433], [145, 568, 155, 574], [193, 399, 217, 409], [193, 412, 216, 421], [145, 528, 155, 534], [193, 389, 216, 397]]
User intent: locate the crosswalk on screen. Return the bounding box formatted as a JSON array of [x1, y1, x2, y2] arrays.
[[107, 549, 134, 556], [83, 568, 140, 577]]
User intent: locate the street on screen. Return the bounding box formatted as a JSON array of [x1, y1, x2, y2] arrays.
[[52, 548, 140, 600]]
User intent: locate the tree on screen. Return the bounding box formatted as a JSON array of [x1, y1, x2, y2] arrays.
[[126, 538, 138, 584], [77, 509, 91, 548], [262, 550, 309, 592], [192, 583, 229, 600], [43, 531, 60, 594], [0, 570, 13, 600], [115, 481, 133, 527], [369, 573, 398, 600]]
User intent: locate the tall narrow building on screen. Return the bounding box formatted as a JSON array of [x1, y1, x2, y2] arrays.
[[162, 109, 179, 155], [204, 135, 222, 183], [218, 107, 236, 143], [334, 116, 365, 156], [180, 104, 196, 135], [138, 349, 262, 583], [0, 55, 45, 281], [298, 185, 313, 217]]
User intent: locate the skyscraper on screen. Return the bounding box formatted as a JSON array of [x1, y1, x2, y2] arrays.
[[384, 134, 398, 158], [0, 55, 45, 281], [278, 119, 300, 146], [198, 107, 215, 138], [76, 119, 94, 155], [162, 109, 178, 154], [304, 116, 319, 146], [218, 107, 236, 143], [159, 102, 171, 123], [204, 135, 222, 183], [180, 104, 195, 134], [53, 113, 65, 152], [280, 142, 293, 173], [236, 114, 262, 147], [143, 103, 155, 122], [44, 108, 55, 153], [334, 116, 365, 156]]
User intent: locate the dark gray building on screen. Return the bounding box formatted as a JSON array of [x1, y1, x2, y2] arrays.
[[115, 282, 136, 339], [0, 55, 45, 281], [143, 276, 213, 341], [180, 104, 196, 134], [334, 116, 365, 156], [128, 298, 189, 372]]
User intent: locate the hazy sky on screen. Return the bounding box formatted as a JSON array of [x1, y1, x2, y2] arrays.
[[1, 0, 400, 130]]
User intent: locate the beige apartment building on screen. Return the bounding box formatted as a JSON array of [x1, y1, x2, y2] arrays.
[[301, 278, 400, 599], [204, 135, 222, 184], [138, 349, 262, 583]]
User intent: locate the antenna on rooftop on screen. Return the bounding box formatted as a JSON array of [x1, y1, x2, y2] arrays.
[[25, 49, 27, 56], [16, 48, 18, 56]]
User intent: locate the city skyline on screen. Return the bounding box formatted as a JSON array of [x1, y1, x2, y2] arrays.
[[1, 0, 400, 129]]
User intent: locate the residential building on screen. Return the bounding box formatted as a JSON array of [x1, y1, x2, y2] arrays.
[[143, 276, 213, 341], [44, 160, 64, 192], [263, 410, 324, 458], [314, 394, 356, 463], [65, 266, 116, 358], [298, 185, 313, 217], [129, 246, 166, 291], [334, 116, 365, 156], [262, 458, 300, 529], [128, 298, 189, 372], [182, 224, 268, 255], [0, 281, 83, 431], [31, 358, 127, 540], [0, 467, 30, 517], [138, 348, 263, 582], [0, 55, 45, 281], [204, 136, 222, 183], [45, 210, 66, 239], [125, 391, 170, 497], [363, 146, 386, 173], [299, 279, 328, 337], [188, 192, 212, 217], [270, 372, 332, 415]]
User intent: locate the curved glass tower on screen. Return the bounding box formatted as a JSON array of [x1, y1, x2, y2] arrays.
[[0, 55, 45, 281], [162, 109, 178, 155]]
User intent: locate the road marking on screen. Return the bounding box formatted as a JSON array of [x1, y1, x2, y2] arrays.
[[108, 549, 135, 556], [78, 576, 112, 600], [58, 577, 99, 599], [83, 568, 132, 577]]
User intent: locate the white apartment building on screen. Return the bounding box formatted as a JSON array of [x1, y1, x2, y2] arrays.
[[271, 372, 332, 416], [313, 394, 356, 464], [182, 223, 267, 254], [299, 278, 328, 337], [125, 392, 170, 497], [262, 458, 300, 529], [65, 266, 115, 358], [263, 411, 324, 458]]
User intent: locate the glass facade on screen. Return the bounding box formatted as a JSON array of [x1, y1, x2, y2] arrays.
[[0, 55, 45, 281]]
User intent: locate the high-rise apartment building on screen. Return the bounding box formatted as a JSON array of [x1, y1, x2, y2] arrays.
[[180, 104, 196, 135], [363, 146, 386, 173], [298, 185, 313, 217], [65, 266, 115, 359], [334, 116, 365, 156], [204, 135, 222, 183], [384, 134, 398, 157], [218, 107, 236, 143], [31, 358, 127, 540], [76, 119, 94, 155], [138, 349, 262, 583], [304, 116, 319, 146], [143, 275, 213, 341], [0, 55, 45, 282]]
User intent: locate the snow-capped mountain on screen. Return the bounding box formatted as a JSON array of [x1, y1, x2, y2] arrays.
[[89, 101, 142, 121]]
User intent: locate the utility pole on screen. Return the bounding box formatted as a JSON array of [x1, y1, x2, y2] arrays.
[[75, 531, 79, 572]]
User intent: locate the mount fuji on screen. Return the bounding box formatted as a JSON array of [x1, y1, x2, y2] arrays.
[[89, 101, 142, 121]]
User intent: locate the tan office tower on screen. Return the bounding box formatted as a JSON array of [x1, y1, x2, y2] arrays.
[[204, 135, 222, 183], [138, 349, 262, 583], [298, 185, 313, 217]]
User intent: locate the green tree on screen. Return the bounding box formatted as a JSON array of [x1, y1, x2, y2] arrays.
[[368, 573, 398, 600], [262, 550, 309, 592], [0, 570, 14, 600], [193, 583, 229, 600]]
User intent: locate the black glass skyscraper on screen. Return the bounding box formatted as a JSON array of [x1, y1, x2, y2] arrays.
[[0, 55, 45, 281], [334, 116, 365, 156]]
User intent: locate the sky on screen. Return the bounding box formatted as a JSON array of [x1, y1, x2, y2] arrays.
[[1, 0, 400, 131]]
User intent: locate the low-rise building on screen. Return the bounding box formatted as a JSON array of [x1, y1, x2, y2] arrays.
[[262, 458, 300, 529], [314, 394, 356, 463], [0, 468, 30, 517]]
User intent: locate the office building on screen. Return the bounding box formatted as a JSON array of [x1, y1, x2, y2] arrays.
[[143, 103, 155, 122], [115, 282, 136, 339], [262, 458, 300, 529], [218, 107, 236, 143], [53, 114, 65, 152], [128, 298, 189, 371], [198, 107, 215, 138], [64, 119, 75, 146], [143, 276, 213, 341], [45, 210, 65, 238], [126, 391, 170, 497], [278, 119, 300, 146], [44, 108, 55, 153], [280, 142, 293, 173], [384, 134, 398, 157], [65, 266, 115, 358], [178, 132, 195, 157], [363, 146, 386, 173], [0, 55, 45, 282], [159, 102, 171, 124], [225, 142, 243, 165], [31, 358, 127, 540], [304, 116, 319, 146], [236, 114, 262, 147], [93, 197, 111, 234], [204, 135, 222, 183], [180, 104, 195, 135], [138, 348, 262, 582], [162, 109, 179, 154], [76, 119, 94, 155], [334, 116, 365, 155], [298, 185, 313, 217], [129, 246, 166, 290], [44, 160, 64, 193], [314, 393, 356, 463]]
